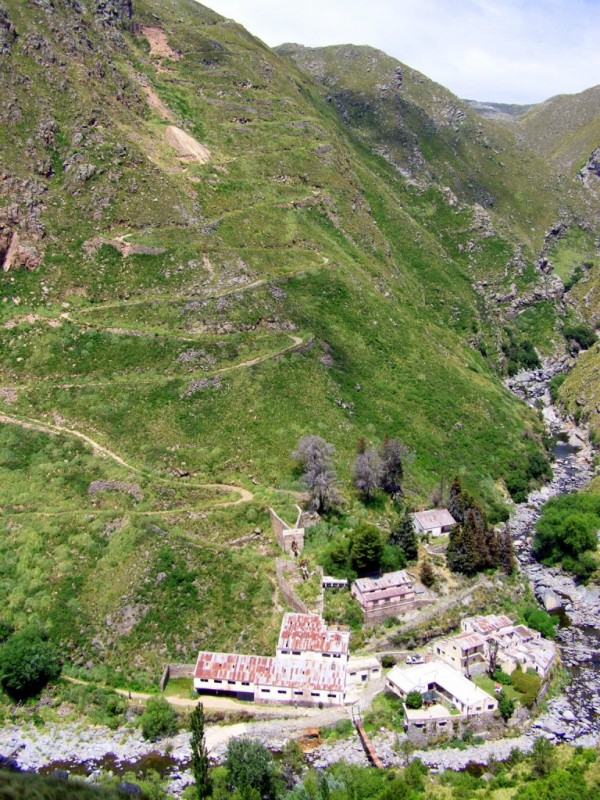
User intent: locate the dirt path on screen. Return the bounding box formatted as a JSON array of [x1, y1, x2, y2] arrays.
[[0, 411, 253, 508]]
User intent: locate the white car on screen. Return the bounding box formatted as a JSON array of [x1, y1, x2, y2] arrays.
[[406, 654, 425, 665]]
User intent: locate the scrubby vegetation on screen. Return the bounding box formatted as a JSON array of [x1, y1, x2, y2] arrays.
[[534, 491, 600, 581]]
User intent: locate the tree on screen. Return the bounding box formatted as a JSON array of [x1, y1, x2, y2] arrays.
[[419, 559, 435, 588], [0, 629, 61, 701], [350, 522, 383, 575], [225, 738, 276, 799], [395, 737, 415, 767], [511, 666, 541, 708], [405, 691, 423, 709], [487, 638, 499, 677], [292, 435, 341, 514], [389, 510, 418, 562], [379, 437, 408, 497], [140, 697, 179, 741], [446, 524, 469, 574], [353, 449, 382, 502], [498, 692, 515, 722], [448, 476, 467, 525], [531, 736, 556, 777], [190, 702, 211, 799], [501, 526, 516, 575]]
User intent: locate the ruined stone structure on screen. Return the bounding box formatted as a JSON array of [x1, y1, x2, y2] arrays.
[[269, 505, 305, 556]]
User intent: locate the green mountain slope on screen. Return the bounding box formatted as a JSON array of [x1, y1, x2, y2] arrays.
[[0, 0, 591, 678]]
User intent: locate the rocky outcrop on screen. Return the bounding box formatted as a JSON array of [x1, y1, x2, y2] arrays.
[[95, 0, 134, 27], [0, 6, 17, 56], [578, 148, 600, 187]]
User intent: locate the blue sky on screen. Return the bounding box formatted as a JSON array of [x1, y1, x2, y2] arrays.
[[203, 0, 600, 103]]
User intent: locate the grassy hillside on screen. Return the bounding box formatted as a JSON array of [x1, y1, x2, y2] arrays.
[[0, 0, 591, 680]]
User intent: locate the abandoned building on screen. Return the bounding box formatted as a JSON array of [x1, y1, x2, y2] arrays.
[[411, 508, 457, 536], [351, 570, 417, 623], [269, 506, 305, 556], [194, 613, 354, 706]]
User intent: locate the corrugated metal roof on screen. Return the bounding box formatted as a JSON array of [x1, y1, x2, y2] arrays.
[[413, 509, 456, 530], [194, 651, 346, 692], [463, 614, 514, 635], [277, 613, 350, 656], [440, 632, 486, 651], [353, 570, 413, 596]]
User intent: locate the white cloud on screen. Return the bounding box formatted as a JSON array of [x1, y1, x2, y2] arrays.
[[202, 0, 600, 103]]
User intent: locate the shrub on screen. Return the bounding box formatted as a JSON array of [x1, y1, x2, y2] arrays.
[[140, 697, 179, 741], [405, 690, 423, 709], [523, 607, 557, 639], [492, 668, 512, 685], [549, 374, 567, 403], [563, 323, 597, 350], [380, 655, 397, 669], [224, 738, 276, 798], [498, 692, 515, 721], [511, 666, 541, 707], [0, 629, 61, 700]]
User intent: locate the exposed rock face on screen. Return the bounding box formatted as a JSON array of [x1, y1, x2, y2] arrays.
[[95, 0, 133, 27], [578, 148, 600, 186], [0, 6, 17, 56]]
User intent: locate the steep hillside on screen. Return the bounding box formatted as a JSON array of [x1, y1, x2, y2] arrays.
[[0, 0, 574, 679], [275, 43, 568, 247]]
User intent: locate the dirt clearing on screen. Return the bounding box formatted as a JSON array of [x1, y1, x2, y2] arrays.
[[165, 126, 211, 164]]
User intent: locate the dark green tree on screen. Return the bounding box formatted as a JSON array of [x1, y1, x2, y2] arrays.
[[190, 702, 211, 799], [498, 692, 515, 722], [501, 526, 516, 575], [419, 559, 435, 588], [448, 476, 467, 525], [350, 522, 383, 575], [0, 628, 61, 701], [389, 510, 418, 562], [446, 524, 469, 574], [405, 691, 423, 709], [225, 738, 276, 799]]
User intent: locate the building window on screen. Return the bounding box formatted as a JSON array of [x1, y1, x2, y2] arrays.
[[261, 688, 270, 693], [311, 692, 320, 697], [488, 703, 494, 709], [323, 653, 331, 657], [242, 681, 250, 686], [294, 691, 303, 696], [228, 680, 235, 685], [200, 678, 208, 683], [214, 679, 222, 684], [292, 650, 301, 655], [278, 690, 286, 694], [327, 693, 336, 698]]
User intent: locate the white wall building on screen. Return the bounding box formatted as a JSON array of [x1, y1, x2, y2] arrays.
[[412, 509, 457, 537]]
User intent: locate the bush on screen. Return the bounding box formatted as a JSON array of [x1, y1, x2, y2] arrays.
[[350, 522, 383, 576], [498, 692, 515, 722], [492, 668, 512, 685], [549, 374, 567, 404], [225, 738, 276, 798], [563, 323, 597, 350], [140, 697, 179, 741], [511, 666, 541, 707], [380, 655, 397, 669], [405, 690, 423, 709], [0, 629, 61, 701], [523, 607, 557, 639]]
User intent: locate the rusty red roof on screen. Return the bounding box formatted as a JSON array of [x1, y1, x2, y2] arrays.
[[194, 651, 346, 692], [353, 570, 414, 599], [277, 613, 350, 656]]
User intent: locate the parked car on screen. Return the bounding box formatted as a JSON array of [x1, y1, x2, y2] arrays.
[[406, 654, 425, 665]]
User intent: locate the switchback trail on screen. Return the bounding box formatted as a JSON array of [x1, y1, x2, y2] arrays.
[[0, 411, 253, 508]]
